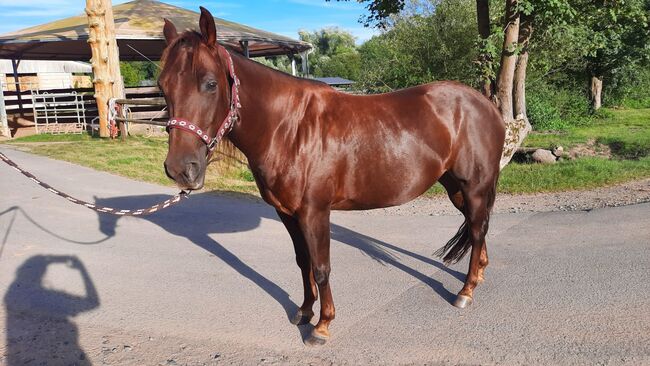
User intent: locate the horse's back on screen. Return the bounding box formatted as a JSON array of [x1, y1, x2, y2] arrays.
[[324, 81, 504, 210]]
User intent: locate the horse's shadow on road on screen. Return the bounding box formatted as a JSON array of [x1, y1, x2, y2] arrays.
[[94, 191, 463, 337]]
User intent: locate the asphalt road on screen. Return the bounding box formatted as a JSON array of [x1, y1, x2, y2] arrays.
[[0, 147, 649, 365]]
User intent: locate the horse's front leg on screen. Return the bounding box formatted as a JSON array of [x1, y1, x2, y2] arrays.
[[296, 205, 335, 345], [276, 210, 317, 325]]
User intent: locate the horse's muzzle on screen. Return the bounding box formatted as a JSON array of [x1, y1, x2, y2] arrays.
[[164, 159, 205, 190]]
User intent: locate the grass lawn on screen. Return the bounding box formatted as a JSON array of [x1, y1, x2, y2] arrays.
[[3, 107, 649, 195], [524, 108, 650, 159], [3, 134, 258, 194]]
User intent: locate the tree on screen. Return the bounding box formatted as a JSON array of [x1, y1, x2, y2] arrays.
[[342, 0, 530, 167], [120, 61, 159, 87], [299, 28, 361, 80], [356, 0, 479, 92], [579, 0, 650, 110], [476, 0, 495, 98]]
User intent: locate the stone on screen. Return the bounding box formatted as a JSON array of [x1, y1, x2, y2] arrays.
[[552, 146, 564, 157], [532, 149, 556, 164]]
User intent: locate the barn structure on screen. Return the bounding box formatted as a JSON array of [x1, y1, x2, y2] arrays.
[[0, 0, 312, 138], [1, 60, 92, 91]]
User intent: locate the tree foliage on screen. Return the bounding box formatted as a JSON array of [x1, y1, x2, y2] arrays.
[[581, 0, 650, 78], [357, 0, 478, 92], [120, 61, 159, 87], [299, 28, 361, 80], [330, 0, 406, 28]]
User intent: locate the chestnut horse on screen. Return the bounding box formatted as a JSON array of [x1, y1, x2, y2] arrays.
[[159, 8, 505, 345]]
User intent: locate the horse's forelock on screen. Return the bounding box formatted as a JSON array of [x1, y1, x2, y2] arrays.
[[161, 31, 222, 75]]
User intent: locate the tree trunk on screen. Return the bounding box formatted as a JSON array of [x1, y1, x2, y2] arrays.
[[86, 0, 124, 138], [513, 13, 532, 119], [476, 0, 494, 99], [496, 0, 519, 121], [590, 75, 603, 110], [513, 51, 528, 117], [497, 0, 531, 170]]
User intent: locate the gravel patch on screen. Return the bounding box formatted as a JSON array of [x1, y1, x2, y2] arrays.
[[358, 178, 650, 216]]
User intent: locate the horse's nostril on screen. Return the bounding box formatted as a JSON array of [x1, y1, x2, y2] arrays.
[[184, 161, 201, 182]]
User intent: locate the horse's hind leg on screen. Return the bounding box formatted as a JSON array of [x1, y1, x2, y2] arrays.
[[436, 169, 497, 308], [454, 178, 497, 308], [277, 210, 317, 325], [439, 171, 488, 283]]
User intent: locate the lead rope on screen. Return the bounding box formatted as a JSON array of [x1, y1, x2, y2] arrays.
[[0, 151, 188, 216]]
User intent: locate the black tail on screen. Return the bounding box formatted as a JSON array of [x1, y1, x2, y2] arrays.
[[434, 220, 471, 265], [434, 179, 498, 265]]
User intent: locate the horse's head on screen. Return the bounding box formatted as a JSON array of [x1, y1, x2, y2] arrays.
[[159, 7, 233, 190]]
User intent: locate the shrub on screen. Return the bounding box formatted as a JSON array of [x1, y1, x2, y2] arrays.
[[527, 93, 567, 131], [604, 64, 650, 108], [526, 82, 593, 131]]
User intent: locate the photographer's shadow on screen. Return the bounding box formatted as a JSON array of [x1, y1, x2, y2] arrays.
[[95, 192, 464, 315], [4, 255, 99, 365]]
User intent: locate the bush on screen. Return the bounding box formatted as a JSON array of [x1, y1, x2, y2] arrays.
[[527, 93, 567, 131], [527, 82, 593, 131], [604, 64, 650, 108]]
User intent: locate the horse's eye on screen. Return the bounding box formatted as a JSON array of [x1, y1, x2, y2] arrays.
[[206, 80, 218, 91]]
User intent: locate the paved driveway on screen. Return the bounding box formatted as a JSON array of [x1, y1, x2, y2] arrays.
[[1, 147, 649, 365]]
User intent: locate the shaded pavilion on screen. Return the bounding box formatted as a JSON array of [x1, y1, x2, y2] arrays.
[[0, 0, 312, 137], [0, 0, 312, 60]]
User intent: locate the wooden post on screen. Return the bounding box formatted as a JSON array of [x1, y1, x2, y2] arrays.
[[301, 52, 308, 76], [86, 0, 125, 138], [240, 41, 250, 58], [0, 84, 9, 138], [11, 60, 24, 117]]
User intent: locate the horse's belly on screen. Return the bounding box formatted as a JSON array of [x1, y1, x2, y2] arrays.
[[332, 162, 444, 211]]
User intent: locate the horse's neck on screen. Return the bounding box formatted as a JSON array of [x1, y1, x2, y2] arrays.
[[227, 54, 301, 160]]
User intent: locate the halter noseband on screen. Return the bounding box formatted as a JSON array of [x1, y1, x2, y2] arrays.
[[166, 46, 241, 153]]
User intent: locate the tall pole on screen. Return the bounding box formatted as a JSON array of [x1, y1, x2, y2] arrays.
[[86, 0, 124, 138]]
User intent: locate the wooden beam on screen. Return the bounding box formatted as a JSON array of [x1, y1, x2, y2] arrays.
[[85, 0, 124, 138]]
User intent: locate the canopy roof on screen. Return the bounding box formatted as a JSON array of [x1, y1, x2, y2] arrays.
[[0, 0, 311, 61]]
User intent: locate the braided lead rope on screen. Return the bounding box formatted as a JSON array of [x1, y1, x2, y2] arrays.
[[0, 151, 188, 216]]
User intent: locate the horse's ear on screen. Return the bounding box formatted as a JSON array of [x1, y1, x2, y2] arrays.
[[163, 18, 178, 44], [199, 6, 217, 46]]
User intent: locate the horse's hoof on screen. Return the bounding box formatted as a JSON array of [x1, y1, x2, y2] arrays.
[[290, 309, 314, 325], [453, 294, 473, 309], [305, 330, 329, 346]]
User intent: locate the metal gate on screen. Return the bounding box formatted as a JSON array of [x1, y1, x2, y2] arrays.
[[31, 91, 86, 134]]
